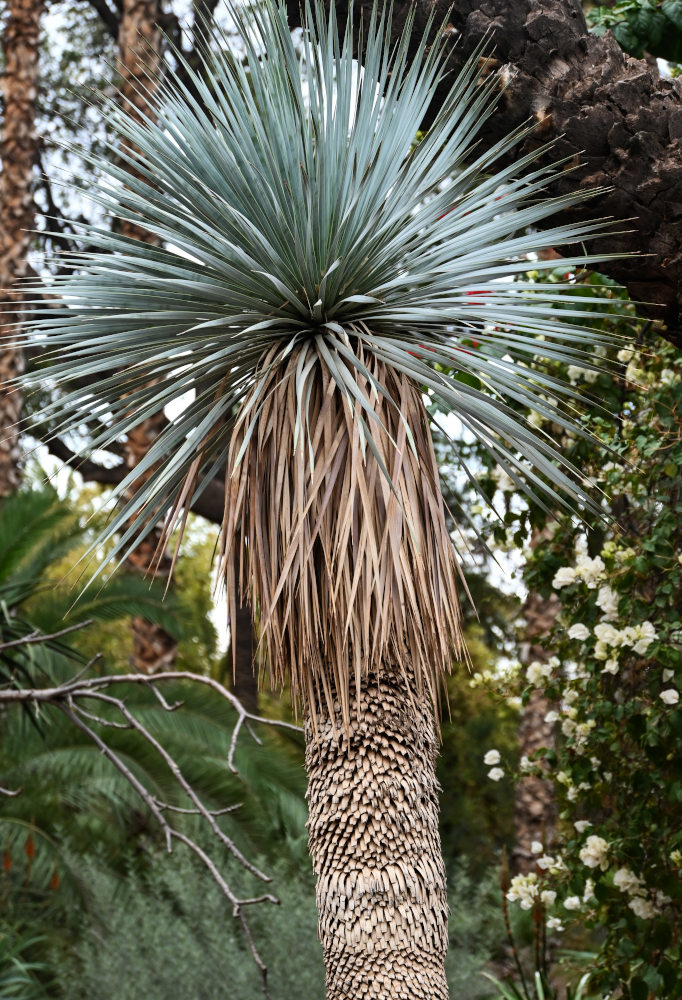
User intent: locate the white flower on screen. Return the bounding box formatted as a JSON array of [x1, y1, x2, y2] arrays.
[[629, 896, 656, 920], [579, 835, 609, 870], [663, 669, 675, 682], [596, 585, 619, 620], [613, 868, 644, 895], [575, 554, 606, 589], [567, 785, 579, 801], [625, 360, 645, 385], [602, 658, 619, 675], [623, 622, 658, 656], [563, 895, 581, 911], [483, 749, 501, 765], [655, 890, 671, 908], [531, 841, 543, 855], [561, 718, 577, 737], [564, 689, 580, 704], [536, 855, 555, 870], [487, 767, 505, 782], [617, 347, 634, 363], [540, 890, 557, 906], [519, 755, 532, 773], [546, 916, 564, 931], [527, 660, 553, 687], [507, 872, 538, 910], [528, 410, 543, 429], [594, 622, 622, 646], [660, 689, 679, 706], [545, 710, 560, 724], [583, 879, 595, 902], [553, 567, 577, 589], [594, 640, 609, 661], [574, 820, 592, 833], [568, 623, 590, 640]]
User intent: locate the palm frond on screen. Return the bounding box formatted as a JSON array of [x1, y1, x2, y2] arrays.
[[12, 0, 632, 715]]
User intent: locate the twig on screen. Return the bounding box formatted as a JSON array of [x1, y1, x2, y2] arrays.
[[0, 620, 93, 652]]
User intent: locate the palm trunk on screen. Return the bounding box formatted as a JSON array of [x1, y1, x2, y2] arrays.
[[305, 656, 449, 999], [0, 0, 43, 497], [117, 0, 178, 672]]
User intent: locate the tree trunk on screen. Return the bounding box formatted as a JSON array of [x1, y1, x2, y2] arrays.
[[117, 0, 177, 672], [305, 657, 448, 999], [513, 590, 559, 874], [0, 0, 43, 496]]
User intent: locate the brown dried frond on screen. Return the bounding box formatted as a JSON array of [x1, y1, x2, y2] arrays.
[[220, 339, 466, 730]]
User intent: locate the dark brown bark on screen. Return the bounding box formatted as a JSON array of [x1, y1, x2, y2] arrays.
[[0, 0, 43, 496], [291, 0, 682, 344], [513, 590, 560, 875], [117, 0, 177, 673], [305, 658, 448, 999]]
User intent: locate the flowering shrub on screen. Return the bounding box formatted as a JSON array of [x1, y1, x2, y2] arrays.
[[505, 331, 682, 999]]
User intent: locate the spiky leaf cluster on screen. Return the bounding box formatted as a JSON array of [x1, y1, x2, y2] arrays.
[[14, 0, 631, 710]]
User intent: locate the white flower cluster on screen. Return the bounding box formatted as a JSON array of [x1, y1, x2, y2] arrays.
[[483, 749, 505, 781], [567, 365, 599, 385], [593, 621, 657, 660], [526, 656, 558, 688], [506, 872, 539, 910], [552, 554, 606, 591], [579, 835, 609, 870], [613, 867, 670, 920]]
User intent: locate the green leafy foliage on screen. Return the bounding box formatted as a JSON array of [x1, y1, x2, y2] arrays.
[[499, 322, 682, 995], [587, 0, 682, 62], [53, 847, 504, 1000]]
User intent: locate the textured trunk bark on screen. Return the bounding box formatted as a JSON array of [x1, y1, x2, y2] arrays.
[[289, 0, 682, 344], [117, 0, 177, 672], [513, 590, 559, 874], [0, 0, 43, 497], [305, 656, 448, 999]]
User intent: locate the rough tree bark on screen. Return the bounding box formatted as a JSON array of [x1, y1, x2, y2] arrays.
[[291, 0, 682, 343], [513, 589, 560, 875], [305, 658, 448, 1000], [117, 0, 178, 672], [0, 0, 43, 496]]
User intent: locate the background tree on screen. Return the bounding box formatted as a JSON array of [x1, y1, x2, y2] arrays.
[[0, 0, 42, 496]]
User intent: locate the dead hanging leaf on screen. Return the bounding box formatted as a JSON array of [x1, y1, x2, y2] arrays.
[[220, 338, 466, 732]]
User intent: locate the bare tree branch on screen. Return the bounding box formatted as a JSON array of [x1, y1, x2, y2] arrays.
[[1, 663, 302, 998], [83, 0, 120, 39], [0, 620, 93, 652]]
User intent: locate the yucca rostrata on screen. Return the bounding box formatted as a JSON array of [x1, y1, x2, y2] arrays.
[[15, 1, 629, 995]]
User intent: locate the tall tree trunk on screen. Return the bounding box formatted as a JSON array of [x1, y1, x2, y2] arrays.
[[0, 0, 42, 497], [305, 657, 449, 1000], [228, 565, 258, 714], [117, 0, 177, 672], [513, 590, 559, 874]]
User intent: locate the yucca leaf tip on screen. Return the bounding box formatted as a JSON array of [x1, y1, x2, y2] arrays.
[[17, 0, 630, 717]]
